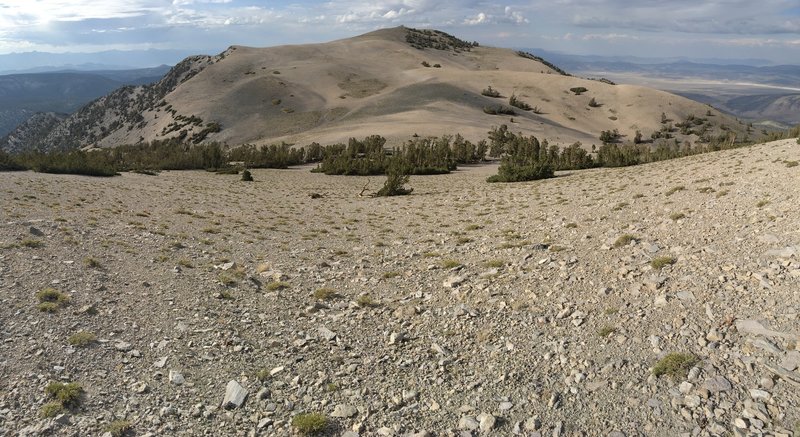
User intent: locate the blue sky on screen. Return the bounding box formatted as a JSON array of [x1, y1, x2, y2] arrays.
[[1, 0, 799, 64]]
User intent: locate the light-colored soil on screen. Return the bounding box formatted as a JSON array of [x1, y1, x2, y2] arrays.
[[1, 139, 799, 436]]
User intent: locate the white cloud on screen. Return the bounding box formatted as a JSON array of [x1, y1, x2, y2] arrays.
[[581, 33, 639, 41], [464, 12, 488, 25]]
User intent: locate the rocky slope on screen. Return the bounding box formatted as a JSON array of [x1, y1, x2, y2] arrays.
[[5, 27, 751, 152], [0, 138, 798, 436], [1, 112, 67, 153]]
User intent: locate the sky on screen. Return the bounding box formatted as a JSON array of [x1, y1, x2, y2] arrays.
[[1, 0, 799, 66]]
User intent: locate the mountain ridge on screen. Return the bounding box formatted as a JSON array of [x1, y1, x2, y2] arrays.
[[2, 27, 753, 153]]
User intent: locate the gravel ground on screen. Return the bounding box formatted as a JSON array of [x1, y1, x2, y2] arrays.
[[0, 139, 798, 437]]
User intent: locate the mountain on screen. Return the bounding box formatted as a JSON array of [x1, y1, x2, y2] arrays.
[[1, 112, 67, 154], [526, 49, 800, 125], [3, 27, 752, 153], [0, 49, 197, 74], [0, 65, 172, 137]]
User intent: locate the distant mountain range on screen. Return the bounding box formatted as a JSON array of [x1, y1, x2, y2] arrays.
[[0, 66, 172, 137], [0, 49, 199, 74]]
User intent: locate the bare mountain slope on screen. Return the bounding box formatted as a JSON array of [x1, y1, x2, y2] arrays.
[[13, 27, 751, 151]]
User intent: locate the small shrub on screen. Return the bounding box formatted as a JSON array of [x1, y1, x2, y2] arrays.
[[45, 381, 83, 407], [613, 234, 637, 248], [756, 199, 770, 208], [598, 326, 617, 337], [441, 259, 461, 269], [104, 420, 133, 437], [36, 288, 70, 305], [218, 272, 240, 286], [40, 401, 66, 418], [21, 239, 43, 248], [313, 288, 339, 300], [588, 97, 600, 107], [68, 331, 97, 347], [570, 87, 588, 95], [291, 412, 328, 435], [669, 212, 686, 221], [421, 61, 431, 67], [382, 271, 401, 279], [376, 161, 413, 197], [665, 185, 685, 196], [267, 281, 290, 291], [651, 256, 676, 270], [483, 105, 516, 115], [256, 368, 271, 382], [483, 259, 505, 268], [356, 295, 377, 307], [241, 169, 254, 181], [83, 257, 101, 268], [652, 353, 698, 379], [509, 94, 532, 111], [38, 302, 59, 312], [481, 86, 501, 97]]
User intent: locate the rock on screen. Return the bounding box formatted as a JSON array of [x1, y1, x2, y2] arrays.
[[704, 376, 732, 393], [222, 380, 248, 409], [764, 247, 797, 259], [154, 356, 168, 368], [749, 389, 771, 401], [676, 291, 695, 301], [443, 275, 466, 288], [684, 395, 701, 408], [53, 413, 71, 425], [499, 401, 513, 411], [748, 338, 782, 355], [431, 343, 450, 356], [758, 234, 780, 244], [780, 351, 800, 371], [388, 331, 405, 345], [318, 326, 337, 341], [458, 416, 479, 431], [132, 381, 148, 394], [114, 341, 132, 352], [168, 370, 184, 385], [736, 319, 798, 341], [524, 416, 541, 431], [477, 412, 496, 431], [332, 404, 358, 418]]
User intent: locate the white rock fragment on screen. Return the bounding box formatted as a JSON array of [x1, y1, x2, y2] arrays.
[[332, 403, 358, 418], [221, 380, 248, 409], [169, 370, 184, 385], [318, 326, 337, 341], [443, 275, 465, 288]]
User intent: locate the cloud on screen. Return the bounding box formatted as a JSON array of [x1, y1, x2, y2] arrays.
[[0, 0, 798, 64], [564, 0, 800, 35], [581, 33, 639, 41], [463, 6, 528, 26]]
